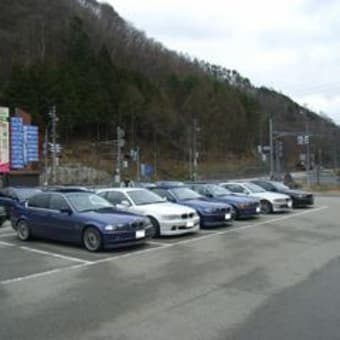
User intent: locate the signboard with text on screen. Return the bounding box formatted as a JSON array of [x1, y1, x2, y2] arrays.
[[0, 107, 10, 173]]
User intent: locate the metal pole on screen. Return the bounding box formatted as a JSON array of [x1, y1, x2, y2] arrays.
[[51, 106, 57, 185], [115, 127, 121, 184], [193, 118, 198, 181], [305, 120, 311, 186], [44, 126, 49, 186], [269, 116, 274, 178], [136, 146, 140, 181]]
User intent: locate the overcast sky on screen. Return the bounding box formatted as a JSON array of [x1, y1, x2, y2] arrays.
[[102, 0, 340, 124]]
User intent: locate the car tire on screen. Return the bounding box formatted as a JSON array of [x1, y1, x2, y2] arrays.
[[261, 200, 272, 214], [16, 220, 31, 241], [83, 227, 103, 252], [231, 206, 239, 220], [149, 217, 161, 237]]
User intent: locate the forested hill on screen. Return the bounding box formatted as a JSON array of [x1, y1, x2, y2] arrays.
[[0, 0, 338, 169]]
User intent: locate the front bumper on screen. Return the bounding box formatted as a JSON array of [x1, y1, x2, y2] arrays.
[[238, 206, 261, 218], [200, 212, 233, 228], [293, 196, 314, 207], [159, 217, 200, 236], [272, 200, 293, 212], [102, 226, 153, 249]]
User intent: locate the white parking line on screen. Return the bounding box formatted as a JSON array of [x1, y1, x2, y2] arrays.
[[0, 241, 15, 247], [0, 263, 90, 285], [19, 246, 93, 264], [0, 206, 328, 285], [0, 232, 16, 238], [147, 240, 172, 246]]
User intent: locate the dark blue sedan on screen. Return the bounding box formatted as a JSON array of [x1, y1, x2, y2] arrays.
[[189, 183, 261, 219], [151, 186, 233, 228], [11, 191, 153, 252]]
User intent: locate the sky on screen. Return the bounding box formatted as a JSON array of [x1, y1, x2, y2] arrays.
[[101, 0, 340, 124]]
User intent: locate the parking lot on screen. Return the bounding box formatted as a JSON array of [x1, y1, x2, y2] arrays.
[[1, 196, 340, 340]]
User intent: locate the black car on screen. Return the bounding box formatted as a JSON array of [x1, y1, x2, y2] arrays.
[[251, 180, 314, 208]]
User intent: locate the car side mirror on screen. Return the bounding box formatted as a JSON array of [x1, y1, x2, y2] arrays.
[[117, 200, 131, 209], [60, 208, 72, 215]]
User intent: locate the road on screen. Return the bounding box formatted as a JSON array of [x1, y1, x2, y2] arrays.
[[0, 196, 340, 340]]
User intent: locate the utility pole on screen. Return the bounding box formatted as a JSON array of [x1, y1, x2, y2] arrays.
[[192, 118, 199, 181], [136, 146, 140, 181], [50, 106, 57, 185], [43, 126, 49, 186], [305, 120, 311, 186], [269, 116, 274, 178], [115, 126, 125, 184]]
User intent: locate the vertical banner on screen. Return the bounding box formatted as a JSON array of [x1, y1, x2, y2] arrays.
[[0, 107, 10, 173], [26, 125, 39, 162], [10, 117, 25, 169]]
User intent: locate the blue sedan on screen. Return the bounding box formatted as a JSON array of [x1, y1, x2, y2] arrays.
[[189, 183, 261, 219], [11, 190, 153, 252], [151, 186, 233, 228]]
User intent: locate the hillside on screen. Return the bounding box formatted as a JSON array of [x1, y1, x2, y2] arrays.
[[0, 0, 338, 180]]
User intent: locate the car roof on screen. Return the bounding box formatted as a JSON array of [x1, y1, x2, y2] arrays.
[[97, 187, 147, 193]]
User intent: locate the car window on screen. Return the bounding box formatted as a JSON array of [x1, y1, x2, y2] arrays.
[[49, 195, 70, 211], [27, 194, 50, 209], [225, 184, 245, 193], [255, 181, 272, 190], [67, 193, 113, 212], [128, 190, 164, 205], [106, 191, 128, 205], [152, 189, 174, 201]]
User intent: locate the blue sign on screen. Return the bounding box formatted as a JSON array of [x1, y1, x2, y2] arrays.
[[141, 163, 154, 178], [10, 119, 39, 169], [10, 117, 24, 169], [25, 125, 39, 162]]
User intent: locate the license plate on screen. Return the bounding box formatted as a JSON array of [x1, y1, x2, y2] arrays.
[[186, 221, 194, 228], [136, 230, 145, 239], [256, 207, 261, 213], [288, 201, 293, 208], [225, 213, 231, 220]]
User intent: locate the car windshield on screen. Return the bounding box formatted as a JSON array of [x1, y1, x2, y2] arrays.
[[207, 185, 232, 196], [17, 188, 42, 201], [171, 187, 202, 200], [272, 182, 290, 191], [243, 183, 266, 193], [128, 190, 164, 205], [67, 193, 113, 212]]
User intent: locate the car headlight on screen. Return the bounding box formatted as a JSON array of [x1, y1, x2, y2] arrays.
[[104, 224, 124, 231], [202, 207, 214, 213], [297, 194, 305, 199]]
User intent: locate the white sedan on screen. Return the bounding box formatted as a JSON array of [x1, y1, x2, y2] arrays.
[[220, 182, 293, 214], [97, 188, 200, 236]]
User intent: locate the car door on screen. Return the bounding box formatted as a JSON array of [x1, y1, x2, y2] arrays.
[[46, 194, 78, 242], [26, 193, 51, 237]]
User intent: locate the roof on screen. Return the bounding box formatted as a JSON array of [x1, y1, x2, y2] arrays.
[[97, 187, 148, 193]]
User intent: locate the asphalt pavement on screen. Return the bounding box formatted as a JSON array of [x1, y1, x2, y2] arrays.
[[1, 196, 340, 340]]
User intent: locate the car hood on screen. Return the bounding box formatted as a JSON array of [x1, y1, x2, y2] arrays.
[[282, 189, 312, 197], [178, 198, 230, 210], [80, 208, 145, 225], [134, 202, 195, 215], [212, 195, 259, 205], [250, 192, 291, 200]]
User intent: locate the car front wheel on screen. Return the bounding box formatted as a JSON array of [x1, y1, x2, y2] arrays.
[[261, 200, 272, 214], [17, 220, 31, 241], [83, 227, 103, 252]]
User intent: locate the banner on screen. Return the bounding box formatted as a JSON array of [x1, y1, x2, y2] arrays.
[[10, 117, 25, 169], [0, 107, 10, 173]]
